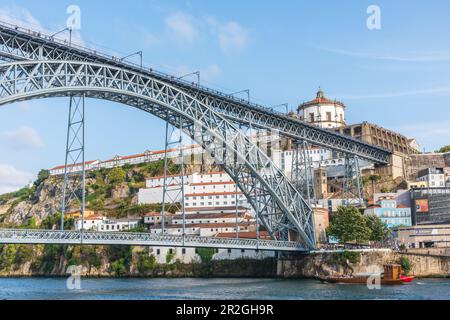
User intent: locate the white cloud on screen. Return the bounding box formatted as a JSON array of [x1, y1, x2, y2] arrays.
[[0, 126, 45, 151], [175, 64, 221, 84], [317, 46, 450, 62], [393, 121, 450, 152], [0, 164, 33, 194], [143, 32, 161, 47], [0, 5, 48, 33], [207, 17, 248, 52], [0, 5, 85, 47], [336, 85, 450, 100], [165, 11, 199, 43]]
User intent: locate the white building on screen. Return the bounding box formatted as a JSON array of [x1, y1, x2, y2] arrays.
[[75, 215, 141, 232], [138, 172, 250, 209], [417, 168, 446, 188], [297, 88, 346, 129], [147, 230, 275, 264]]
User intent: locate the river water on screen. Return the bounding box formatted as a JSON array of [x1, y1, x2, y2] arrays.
[[0, 277, 449, 300]]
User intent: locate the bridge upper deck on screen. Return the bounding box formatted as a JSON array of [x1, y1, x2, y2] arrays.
[[0, 21, 391, 164]]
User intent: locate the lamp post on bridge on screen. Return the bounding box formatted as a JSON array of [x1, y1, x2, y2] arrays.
[[230, 89, 250, 103], [272, 103, 289, 114], [50, 27, 72, 46], [120, 51, 143, 68], [178, 71, 200, 86]]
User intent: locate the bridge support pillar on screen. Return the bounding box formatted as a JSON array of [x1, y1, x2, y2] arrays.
[[60, 94, 86, 235], [161, 119, 186, 237], [343, 155, 364, 207], [291, 140, 316, 205]]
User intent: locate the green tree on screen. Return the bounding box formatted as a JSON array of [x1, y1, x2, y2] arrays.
[[137, 254, 157, 273], [399, 256, 413, 275], [326, 206, 372, 243], [34, 169, 50, 187], [438, 145, 450, 153], [108, 167, 126, 185], [110, 258, 127, 276], [166, 250, 176, 264], [364, 214, 390, 241], [368, 175, 381, 198], [196, 248, 216, 263]]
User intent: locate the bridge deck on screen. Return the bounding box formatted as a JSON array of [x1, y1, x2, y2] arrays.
[[0, 21, 391, 164], [0, 229, 308, 252]]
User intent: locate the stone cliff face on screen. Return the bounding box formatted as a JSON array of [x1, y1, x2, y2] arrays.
[[277, 250, 450, 278], [4, 179, 63, 226]]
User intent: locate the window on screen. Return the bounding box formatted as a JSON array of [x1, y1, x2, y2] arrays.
[[326, 112, 332, 121], [182, 248, 186, 255], [309, 113, 314, 122], [157, 249, 160, 255]]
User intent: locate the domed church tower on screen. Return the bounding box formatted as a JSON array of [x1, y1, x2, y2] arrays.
[[297, 87, 346, 129]]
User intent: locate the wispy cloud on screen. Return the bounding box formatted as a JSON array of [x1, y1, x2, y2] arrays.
[[393, 121, 450, 152], [207, 17, 249, 52], [0, 4, 85, 47], [0, 126, 45, 151], [175, 64, 221, 83], [0, 163, 33, 194], [335, 85, 450, 100], [165, 11, 199, 43], [317, 46, 450, 62], [0, 5, 47, 33]]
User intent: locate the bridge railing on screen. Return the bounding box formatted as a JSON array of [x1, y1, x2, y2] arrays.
[[0, 20, 391, 158], [0, 229, 307, 251]]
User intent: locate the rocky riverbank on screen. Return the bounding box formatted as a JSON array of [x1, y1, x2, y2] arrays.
[[277, 250, 450, 278], [0, 243, 277, 278]]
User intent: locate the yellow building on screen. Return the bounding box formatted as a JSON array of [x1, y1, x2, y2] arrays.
[[65, 209, 96, 220]]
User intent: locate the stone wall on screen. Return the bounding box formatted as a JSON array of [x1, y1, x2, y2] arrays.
[[277, 250, 450, 278], [406, 153, 446, 180]]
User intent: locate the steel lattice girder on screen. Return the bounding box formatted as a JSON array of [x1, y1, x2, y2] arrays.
[[0, 229, 307, 252], [0, 60, 315, 249], [0, 23, 391, 164]]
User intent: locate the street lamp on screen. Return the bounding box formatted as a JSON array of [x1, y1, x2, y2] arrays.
[[120, 51, 143, 68], [272, 103, 289, 114], [50, 27, 72, 46], [178, 71, 200, 86], [230, 89, 250, 103]]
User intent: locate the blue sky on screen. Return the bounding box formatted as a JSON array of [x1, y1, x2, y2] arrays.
[[0, 0, 450, 193]]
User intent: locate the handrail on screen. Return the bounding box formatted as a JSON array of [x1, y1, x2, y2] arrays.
[[0, 20, 391, 158]]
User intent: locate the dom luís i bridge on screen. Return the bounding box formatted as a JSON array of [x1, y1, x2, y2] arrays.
[[0, 21, 391, 252]]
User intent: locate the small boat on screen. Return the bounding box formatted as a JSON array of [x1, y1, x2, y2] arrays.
[[319, 264, 414, 285], [399, 275, 415, 283]]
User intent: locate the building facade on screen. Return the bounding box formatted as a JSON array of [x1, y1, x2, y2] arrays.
[[417, 168, 446, 188], [410, 187, 450, 225], [297, 88, 346, 129], [364, 197, 412, 228]]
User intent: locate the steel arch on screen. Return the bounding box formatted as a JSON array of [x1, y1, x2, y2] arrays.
[[0, 60, 315, 249], [0, 22, 391, 164]]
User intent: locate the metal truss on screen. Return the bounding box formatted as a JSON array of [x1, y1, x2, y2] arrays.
[[60, 95, 85, 232], [0, 22, 390, 164], [291, 140, 315, 204], [0, 60, 315, 249], [0, 229, 307, 252], [161, 120, 186, 236], [343, 155, 364, 207]]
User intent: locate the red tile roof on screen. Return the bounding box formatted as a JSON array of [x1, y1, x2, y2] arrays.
[[185, 191, 242, 197], [215, 231, 271, 240]]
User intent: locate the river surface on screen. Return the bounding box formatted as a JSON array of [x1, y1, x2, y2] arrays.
[[0, 277, 449, 300]]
